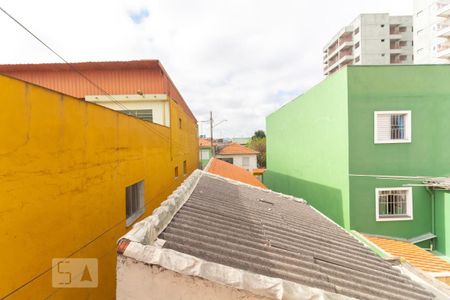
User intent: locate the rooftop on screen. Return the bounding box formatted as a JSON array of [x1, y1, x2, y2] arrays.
[[0, 60, 196, 121], [207, 158, 267, 189], [366, 235, 450, 274], [199, 138, 213, 147], [217, 143, 259, 155], [120, 170, 435, 300]]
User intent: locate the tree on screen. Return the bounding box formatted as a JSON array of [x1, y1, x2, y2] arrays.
[[252, 130, 266, 140], [248, 130, 266, 168]]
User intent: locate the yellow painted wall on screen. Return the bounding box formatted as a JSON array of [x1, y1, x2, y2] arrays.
[[0, 74, 198, 299]]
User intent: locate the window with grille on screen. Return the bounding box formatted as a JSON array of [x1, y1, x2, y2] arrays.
[[374, 111, 411, 144], [126, 180, 145, 226], [122, 109, 153, 122], [242, 157, 250, 167], [376, 188, 412, 221]]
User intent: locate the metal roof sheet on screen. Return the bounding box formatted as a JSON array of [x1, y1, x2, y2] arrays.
[[0, 60, 196, 121], [158, 174, 434, 300]]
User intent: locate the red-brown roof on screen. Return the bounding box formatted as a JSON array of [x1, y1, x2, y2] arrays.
[[366, 235, 450, 273], [208, 158, 267, 189], [217, 143, 259, 155], [199, 138, 213, 147], [252, 168, 266, 175], [0, 60, 196, 121]]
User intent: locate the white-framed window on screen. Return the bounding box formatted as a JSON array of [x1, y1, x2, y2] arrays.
[[374, 111, 411, 144], [242, 157, 250, 167], [376, 187, 413, 221], [126, 180, 145, 226]]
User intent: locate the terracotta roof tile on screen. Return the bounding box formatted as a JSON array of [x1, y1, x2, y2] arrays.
[[366, 235, 450, 273], [217, 143, 259, 155], [207, 158, 267, 189], [199, 138, 212, 147]]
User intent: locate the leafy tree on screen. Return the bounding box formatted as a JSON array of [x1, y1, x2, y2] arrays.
[[252, 130, 266, 140], [248, 131, 266, 168]]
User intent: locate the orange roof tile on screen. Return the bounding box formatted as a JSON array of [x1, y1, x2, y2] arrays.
[[208, 158, 267, 189], [199, 138, 213, 147], [366, 235, 450, 273], [253, 168, 266, 175], [217, 143, 259, 155], [0, 60, 196, 121]]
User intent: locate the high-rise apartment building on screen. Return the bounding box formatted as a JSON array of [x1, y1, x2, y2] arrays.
[[323, 14, 413, 76], [414, 0, 450, 63]]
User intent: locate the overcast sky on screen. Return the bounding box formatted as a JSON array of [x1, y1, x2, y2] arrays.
[[0, 0, 412, 137]]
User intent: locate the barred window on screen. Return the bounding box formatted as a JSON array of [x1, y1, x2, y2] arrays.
[[122, 109, 153, 122], [374, 111, 411, 143], [376, 188, 412, 221]]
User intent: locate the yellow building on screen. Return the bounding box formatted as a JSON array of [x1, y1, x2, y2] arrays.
[[0, 61, 198, 299]]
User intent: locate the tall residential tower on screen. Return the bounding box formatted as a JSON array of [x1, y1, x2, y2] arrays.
[[414, 0, 450, 63], [323, 14, 413, 76]]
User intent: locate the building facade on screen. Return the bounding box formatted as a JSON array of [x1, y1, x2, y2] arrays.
[[216, 143, 258, 172], [266, 65, 450, 257], [199, 138, 213, 168], [0, 61, 198, 299], [323, 14, 413, 76], [414, 0, 450, 64]]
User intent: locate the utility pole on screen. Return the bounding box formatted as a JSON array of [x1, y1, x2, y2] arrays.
[[210, 111, 214, 157]]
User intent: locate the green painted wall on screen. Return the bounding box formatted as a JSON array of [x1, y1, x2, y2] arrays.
[[265, 70, 350, 228], [435, 191, 450, 256], [347, 65, 450, 238]]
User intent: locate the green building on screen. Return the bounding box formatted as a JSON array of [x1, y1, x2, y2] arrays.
[[265, 65, 450, 255]]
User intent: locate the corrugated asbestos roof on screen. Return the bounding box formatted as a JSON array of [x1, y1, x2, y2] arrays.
[[207, 158, 267, 189], [366, 235, 450, 273], [158, 174, 434, 300], [217, 143, 259, 155], [0, 60, 196, 121]]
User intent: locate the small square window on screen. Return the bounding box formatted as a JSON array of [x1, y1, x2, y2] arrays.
[[376, 187, 413, 221], [175, 166, 179, 178], [126, 180, 145, 226], [374, 111, 411, 144], [183, 160, 187, 175], [381, 24, 385, 28], [355, 41, 360, 49], [354, 27, 360, 35], [381, 39, 385, 42], [381, 53, 385, 57]]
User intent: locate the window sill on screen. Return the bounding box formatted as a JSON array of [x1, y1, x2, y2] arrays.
[[376, 215, 413, 222], [126, 208, 145, 227], [374, 139, 411, 144]]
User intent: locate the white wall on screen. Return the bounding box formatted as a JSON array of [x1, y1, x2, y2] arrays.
[[215, 154, 257, 171], [86, 94, 171, 127], [117, 256, 270, 300]]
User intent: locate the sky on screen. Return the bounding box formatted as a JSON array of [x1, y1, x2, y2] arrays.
[[0, 0, 413, 137]]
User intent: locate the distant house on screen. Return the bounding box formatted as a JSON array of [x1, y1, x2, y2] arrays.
[[206, 158, 267, 189], [117, 170, 440, 300], [231, 137, 251, 145], [216, 143, 258, 172], [199, 138, 213, 168], [266, 65, 450, 259]]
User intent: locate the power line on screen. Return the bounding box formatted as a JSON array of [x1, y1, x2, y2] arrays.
[[0, 5, 175, 144]]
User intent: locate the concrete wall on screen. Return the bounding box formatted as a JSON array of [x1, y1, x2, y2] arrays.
[[0, 74, 198, 299], [348, 65, 450, 238], [215, 154, 257, 172], [265, 70, 350, 228], [435, 191, 450, 256], [116, 256, 270, 300]]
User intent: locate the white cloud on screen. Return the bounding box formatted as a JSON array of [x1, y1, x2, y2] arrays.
[[0, 0, 412, 137]]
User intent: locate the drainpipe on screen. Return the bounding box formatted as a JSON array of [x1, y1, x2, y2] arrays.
[[426, 187, 435, 250]]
